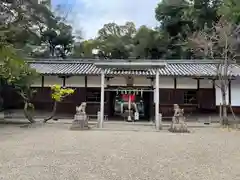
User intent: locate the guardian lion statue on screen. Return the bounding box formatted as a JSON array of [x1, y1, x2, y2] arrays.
[[76, 102, 87, 114]]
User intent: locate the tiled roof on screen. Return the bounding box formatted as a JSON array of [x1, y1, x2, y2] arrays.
[[28, 60, 240, 77]]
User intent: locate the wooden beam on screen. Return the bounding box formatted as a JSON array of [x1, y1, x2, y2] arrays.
[[192, 77, 204, 80]]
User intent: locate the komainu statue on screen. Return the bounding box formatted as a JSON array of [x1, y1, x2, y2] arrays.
[[169, 104, 190, 133], [70, 102, 89, 130], [76, 102, 87, 114]]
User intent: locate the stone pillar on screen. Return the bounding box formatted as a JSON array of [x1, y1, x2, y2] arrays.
[[155, 70, 160, 128], [156, 113, 162, 130], [99, 70, 105, 128]]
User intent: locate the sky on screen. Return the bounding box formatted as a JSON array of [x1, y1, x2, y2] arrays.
[[51, 0, 160, 39]]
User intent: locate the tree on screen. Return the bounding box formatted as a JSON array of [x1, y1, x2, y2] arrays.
[[72, 39, 101, 58], [40, 21, 74, 58], [189, 18, 239, 125], [190, 0, 221, 30], [96, 22, 136, 59], [219, 0, 240, 24], [133, 26, 169, 59], [43, 85, 74, 123], [155, 0, 193, 59], [0, 43, 39, 123], [0, 0, 56, 51], [155, 0, 222, 59], [0, 0, 58, 123]]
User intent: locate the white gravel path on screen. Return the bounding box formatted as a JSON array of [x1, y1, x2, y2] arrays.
[[0, 124, 240, 180]]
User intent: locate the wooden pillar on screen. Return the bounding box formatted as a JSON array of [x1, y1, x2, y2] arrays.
[[58, 76, 66, 87], [99, 70, 105, 128], [197, 78, 200, 90], [155, 70, 160, 129], [149, 77, 154, 121], [174, 77, 177, 89], [63, 77, 66, 87], [228, 79, 231, 105], [173, 77, 177, 105], [105, 77, 111, 118], [41, 76, 44, 87], [212, 79, 216, 110], [197, 78, 200, 112], [84, 76, 87, 102]]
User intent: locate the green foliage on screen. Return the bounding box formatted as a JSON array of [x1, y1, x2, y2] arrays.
[[219, 0, 240, 24], [0, 41, 39, 121], [51, 85, 75, 102], [72, 39, 100, 58], [0, 0, 56, 51], [0, 43, 38, 89], [40, 22, 74, 58], [95, 22, 136, 59], [2, 0, 239, 61]]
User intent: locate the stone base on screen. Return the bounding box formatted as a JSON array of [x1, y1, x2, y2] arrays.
[[168, 123, 190, 133], [69, 112, 89, 131], [70, 122, 90, 130], [20, 121, 45, 128]]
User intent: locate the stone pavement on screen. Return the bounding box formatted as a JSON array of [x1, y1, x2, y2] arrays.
[[0, 123, 239, 180]]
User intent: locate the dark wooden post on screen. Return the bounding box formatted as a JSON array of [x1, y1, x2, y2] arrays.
[[84, 76, 87, 102], [228, 79, 231, 105], [212, 78, 216, 111], [63, 77, 66, 87], [105, 77, 111, 118], [196, 78, 200, 113], [149, 77, 154, 121], [174, 77, 177, 89], [41, 76, 44, 87]]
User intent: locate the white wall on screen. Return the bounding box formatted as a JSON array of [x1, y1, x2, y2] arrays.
[[153, 77, 174, 88], [66, 76, 85, 87], [31, 77, 42, 87], [200, 79, 213, 88], [215, 80, 229, 105], [231, 78, 240, 106], [44, 76, 62, 87], [108, 76, 151, 86], [108, 77, 126, 86], [177, 77, 197, 89], [34, 75, 217, 91], [134, 77, 150, 86], [87, 76, 101, 87], [159, 77, 174, 88]]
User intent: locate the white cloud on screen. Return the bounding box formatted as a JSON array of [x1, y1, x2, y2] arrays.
[[68, 0, 159, 39]]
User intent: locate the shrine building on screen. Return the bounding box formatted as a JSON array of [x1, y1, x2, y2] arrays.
[[4, 59, 240, 122]]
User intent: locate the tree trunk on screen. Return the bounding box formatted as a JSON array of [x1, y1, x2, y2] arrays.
[[43, 101, 57, 123], [23, 102, 36, 123], [229, 104, 238, 128], [221, 91, 228, 126]]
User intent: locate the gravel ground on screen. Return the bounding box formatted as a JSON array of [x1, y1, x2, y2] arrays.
[[0, 123, 240, 180]]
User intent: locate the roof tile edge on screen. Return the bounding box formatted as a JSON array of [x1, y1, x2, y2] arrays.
[[26, 58, 235, 64]]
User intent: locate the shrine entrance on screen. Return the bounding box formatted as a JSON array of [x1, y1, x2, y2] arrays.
[[94, 60, 166, 128], [106, 87, 153, 121]]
